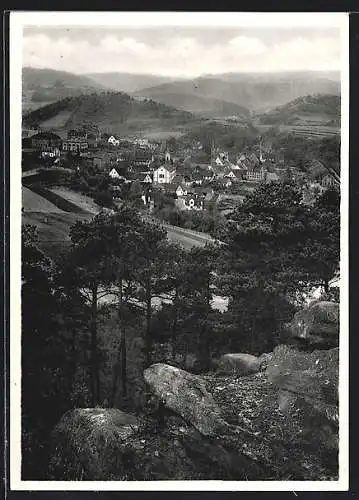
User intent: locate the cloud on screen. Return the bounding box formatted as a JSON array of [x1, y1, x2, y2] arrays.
[[22, 31, 341, 76], [228, 36, 267, 55]]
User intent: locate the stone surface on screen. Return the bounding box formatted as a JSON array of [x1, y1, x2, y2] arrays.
[[265, 345, 339, 453], [49, 408, 139, 480], [288, 301, 339, 349], [257, 352, 274, 371], [217, 353, 261, 376], [144, 363, 227, 437]]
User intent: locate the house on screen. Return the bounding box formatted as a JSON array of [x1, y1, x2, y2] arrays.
[[215, 156, 224, 166], [138, 172, 153, 184], [245, 166, 266, 182], [183, 193, 204, 211], [40, 148, 60, 160], [176, 184, 188, 197], [224, 168, 245, 182], [132, 149, 154, 169], [153, 165, 176, 184], [109, 168, 121, 179], [108, 136, 120, 146], [62, 129, 89, 152], [62, 139, 88, 152], [31, 131, 62, 151]]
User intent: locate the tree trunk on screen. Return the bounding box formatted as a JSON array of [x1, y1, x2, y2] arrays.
[[145, 280, 152, 366], [90, 284, 100, 407], [172, 288, 178, 359], [110, 278, 128, 405], [120, 331, 127, 399], [200, 274, 211, 371], [324, 279, 329, 294]]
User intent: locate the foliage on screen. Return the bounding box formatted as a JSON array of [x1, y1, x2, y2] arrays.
[[22, 225, 88, 478], [217, 182, 340, 352]]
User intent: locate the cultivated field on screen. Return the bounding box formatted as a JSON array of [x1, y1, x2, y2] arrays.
[[141, 130, 185, 140], [49, 187, 101, 215], [22, 186, 63, 213], [256, 123, 340, 137]]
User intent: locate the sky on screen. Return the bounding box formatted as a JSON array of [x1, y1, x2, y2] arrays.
[[22, 25, 342, 77]]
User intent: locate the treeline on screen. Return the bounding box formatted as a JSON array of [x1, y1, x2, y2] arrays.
[[23, 91, 195, 131], [21, 182, 340, 478]]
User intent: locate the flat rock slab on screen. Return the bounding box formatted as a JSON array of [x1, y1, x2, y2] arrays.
[[144, 363, 226, 437], [217, 353, 260, 376]]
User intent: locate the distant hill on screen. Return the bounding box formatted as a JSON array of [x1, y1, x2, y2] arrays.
[[135, 72, 340, 113], [23, 92, 197, 135], [133, 91, 250, 119], [256, 94, 341, 126], [85, 72, 183, 94], [22, 67, 110, 111]]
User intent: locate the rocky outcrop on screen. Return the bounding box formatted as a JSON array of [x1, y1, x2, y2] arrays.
[[143, 363, 227, 437], [266, 345, 339, 454], [288, 301, 339, 349], [217, 353, 261, 376], [49, 408, 139, 480], [49, 352, 340, 481]]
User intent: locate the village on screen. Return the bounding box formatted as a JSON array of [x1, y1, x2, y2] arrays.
[[22, 126, 337, 220], [17, 14, 345, 486]]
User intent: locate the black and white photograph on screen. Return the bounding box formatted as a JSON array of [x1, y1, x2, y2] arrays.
[[10, 11, 349, 490]]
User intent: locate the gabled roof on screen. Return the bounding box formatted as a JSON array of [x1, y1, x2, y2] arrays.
[[154, 164, 176, 173], [138, 172, 153, 182]]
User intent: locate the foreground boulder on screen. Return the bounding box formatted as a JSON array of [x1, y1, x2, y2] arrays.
[[266, 345, 339, 455], [217, 353, 260, 376], [288, 301, 339, 349], [144, 363, 227, 437], [49, 408, 139, 480]]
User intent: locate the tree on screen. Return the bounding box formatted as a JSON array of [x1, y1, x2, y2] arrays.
[[63, 209, 167, 405], [22, 225, 76, 478], [64, 214, 118, 406], [132, 227, 170, 366], [219, 181, 340, 353]]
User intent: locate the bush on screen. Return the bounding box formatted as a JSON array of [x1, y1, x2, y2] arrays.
[[93, 190, 114, 209]]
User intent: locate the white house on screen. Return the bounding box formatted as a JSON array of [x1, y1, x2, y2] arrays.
[[215, 156, 224, 166], [108, 136, 120, 146], [153, 165, 176, 184], [140, 173, 153, 184], [109, 168, 121, 179], [175, 185, 187, 197]]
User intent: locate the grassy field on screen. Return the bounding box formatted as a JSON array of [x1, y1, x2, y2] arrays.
[[49, 187, 100, 215], [22, 184, 94, 259], [23, 183, 213, 259], [22, 211, 93, 259], [141, 130, 185, 140], [22, 186, 63, 213]]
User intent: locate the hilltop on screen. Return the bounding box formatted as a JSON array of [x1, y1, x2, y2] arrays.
[[22, 67, 110, 112], [23, 92, 197, 135], [256, 94, 341, 127], [134, 72, 340, 113], [85, 72, 183, 94], [133, 91, 249, 119]]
